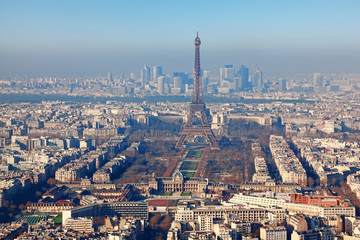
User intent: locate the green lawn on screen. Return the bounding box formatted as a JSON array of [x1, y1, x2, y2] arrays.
[[53, 214, 62, 224], [180, 161, 199, 171], [162, 192, 172, 196], [181, 171, 195, 178], [168, 200, 178, 206], [186, 150, 203, 159], [181, 192, 191, 196]]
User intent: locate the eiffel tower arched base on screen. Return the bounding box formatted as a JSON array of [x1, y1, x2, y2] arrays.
[[176, 125, 220, 150]]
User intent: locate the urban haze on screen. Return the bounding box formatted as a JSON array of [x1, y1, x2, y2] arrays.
[[0, 1, 360, 240]]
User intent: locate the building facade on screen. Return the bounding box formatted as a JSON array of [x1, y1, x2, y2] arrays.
[[148, 170, 207, 194]]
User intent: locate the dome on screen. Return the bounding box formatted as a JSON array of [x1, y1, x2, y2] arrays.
[[172, 170, 184, 179]]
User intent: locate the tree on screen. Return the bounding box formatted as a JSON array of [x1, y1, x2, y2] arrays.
[[19, 204, 24, 210], [2, 200, 10, 208], [149, 214, 161, 228], [307, 176, 315, 187], [47, 178, 57, 185], [258, 134, 269, 148], [160, 215, 172, 231], [25, 201, 32, 208]]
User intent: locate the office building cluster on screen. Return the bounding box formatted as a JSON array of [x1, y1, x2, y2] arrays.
[[1, 70, 356, 99]]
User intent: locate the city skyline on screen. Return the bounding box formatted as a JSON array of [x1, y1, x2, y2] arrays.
[[2, 1, 360, 238], [1, 1, 360, 73]]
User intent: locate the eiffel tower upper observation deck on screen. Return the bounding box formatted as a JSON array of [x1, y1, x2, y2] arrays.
[[175, 32, 220, 150]]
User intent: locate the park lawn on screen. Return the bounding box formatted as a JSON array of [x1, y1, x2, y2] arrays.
[[186, 150, 203, 159], [181, 171, 195, 178], [53, 214, 62, 224], [180, 161, 199, 171], [168, 200, 178, 206]]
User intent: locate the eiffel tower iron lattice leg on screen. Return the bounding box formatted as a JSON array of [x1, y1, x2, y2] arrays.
[[176, 125, 220, 150]]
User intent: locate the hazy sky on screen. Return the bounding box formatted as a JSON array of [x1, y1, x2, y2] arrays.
[[1, 0, 360, 74]]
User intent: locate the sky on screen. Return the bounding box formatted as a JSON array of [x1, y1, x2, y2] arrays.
[[1, 0, 360, 74]]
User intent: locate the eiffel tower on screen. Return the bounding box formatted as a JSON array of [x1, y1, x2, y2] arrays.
[[176, 32, 220, 150]]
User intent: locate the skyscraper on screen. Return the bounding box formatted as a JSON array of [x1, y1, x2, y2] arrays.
[[107, 72, 113, 83], [174, 77, 182, 89], [153, 66, 163, 82], [173, 72, 190, 86], [313, 73, 323, 86], [203, 70, 210, 79], [202, 76, 208, 94], [237, 65, 249, 90], [158, 76, 165, 94], [141, 65, 151, 86], [219, 65, 234, 87], [252, 64, 263, 89], [171, 77, 182, 94], [279, 78, 287, 91], [202, 70, 210, 94]]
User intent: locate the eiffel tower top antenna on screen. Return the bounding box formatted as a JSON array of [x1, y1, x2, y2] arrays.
[[193, 27, 203, 104]]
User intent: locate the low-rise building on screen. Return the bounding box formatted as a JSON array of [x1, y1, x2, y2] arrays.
[[260, 226, 287, 240], [148, 170, 208, 194], [64, 217, 93, 233], [291, 228, 337, 240]]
